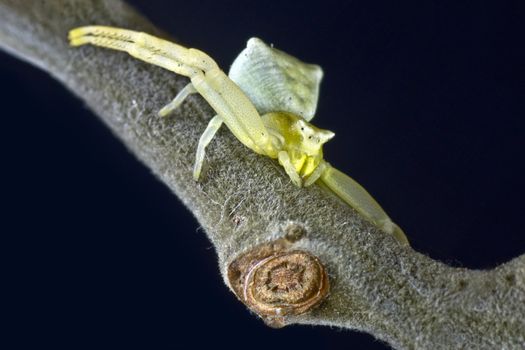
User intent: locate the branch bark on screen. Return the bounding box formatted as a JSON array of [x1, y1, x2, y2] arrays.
[[0, 1, 523, 348]]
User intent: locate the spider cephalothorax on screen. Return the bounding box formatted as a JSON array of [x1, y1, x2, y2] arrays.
[[262, 112, 334, 185]]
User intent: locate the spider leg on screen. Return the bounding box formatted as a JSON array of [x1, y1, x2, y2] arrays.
[[194, 115, 223, 180], [158, 83, 197, 117], [319, 163, 409, 245], [278, 151, 302, 186], [69, 26, 273, 156], [304, 160, 327, 187], [69, 32, 201, 77], [191, 71, 272, 155], [69, 26, 216, 70], [389, 224, 408, 246]]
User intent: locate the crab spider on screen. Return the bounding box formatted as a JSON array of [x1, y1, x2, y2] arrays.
[[69, 26, 408, 245]]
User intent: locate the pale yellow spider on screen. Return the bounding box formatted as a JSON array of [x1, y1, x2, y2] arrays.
[[69, 26, 408, 245]]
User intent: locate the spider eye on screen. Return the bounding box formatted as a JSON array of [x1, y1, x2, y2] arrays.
[[301, 127, 304, 131], [308, 136, 312, 139]]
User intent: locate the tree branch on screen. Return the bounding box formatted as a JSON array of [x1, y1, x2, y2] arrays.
[[0, 1, 523, 348]]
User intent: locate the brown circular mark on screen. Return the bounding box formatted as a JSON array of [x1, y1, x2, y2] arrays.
[[244, 251, 329, 318], [228, 241, 329, 328]]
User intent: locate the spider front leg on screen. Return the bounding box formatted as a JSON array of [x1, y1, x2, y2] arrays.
[[69, 26, 274, 174], [318, 161, 409, 245], [69, 26, 216, 71], [189, 70, 272, 155]]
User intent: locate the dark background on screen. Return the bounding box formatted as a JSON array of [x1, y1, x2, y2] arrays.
[[1, 1, 523, 349]]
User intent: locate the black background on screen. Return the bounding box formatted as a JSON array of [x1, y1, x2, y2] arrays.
[[1, 1, 524, 349]]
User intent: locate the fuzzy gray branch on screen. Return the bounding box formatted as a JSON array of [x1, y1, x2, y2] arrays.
[[0, 1, 523, 349]]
